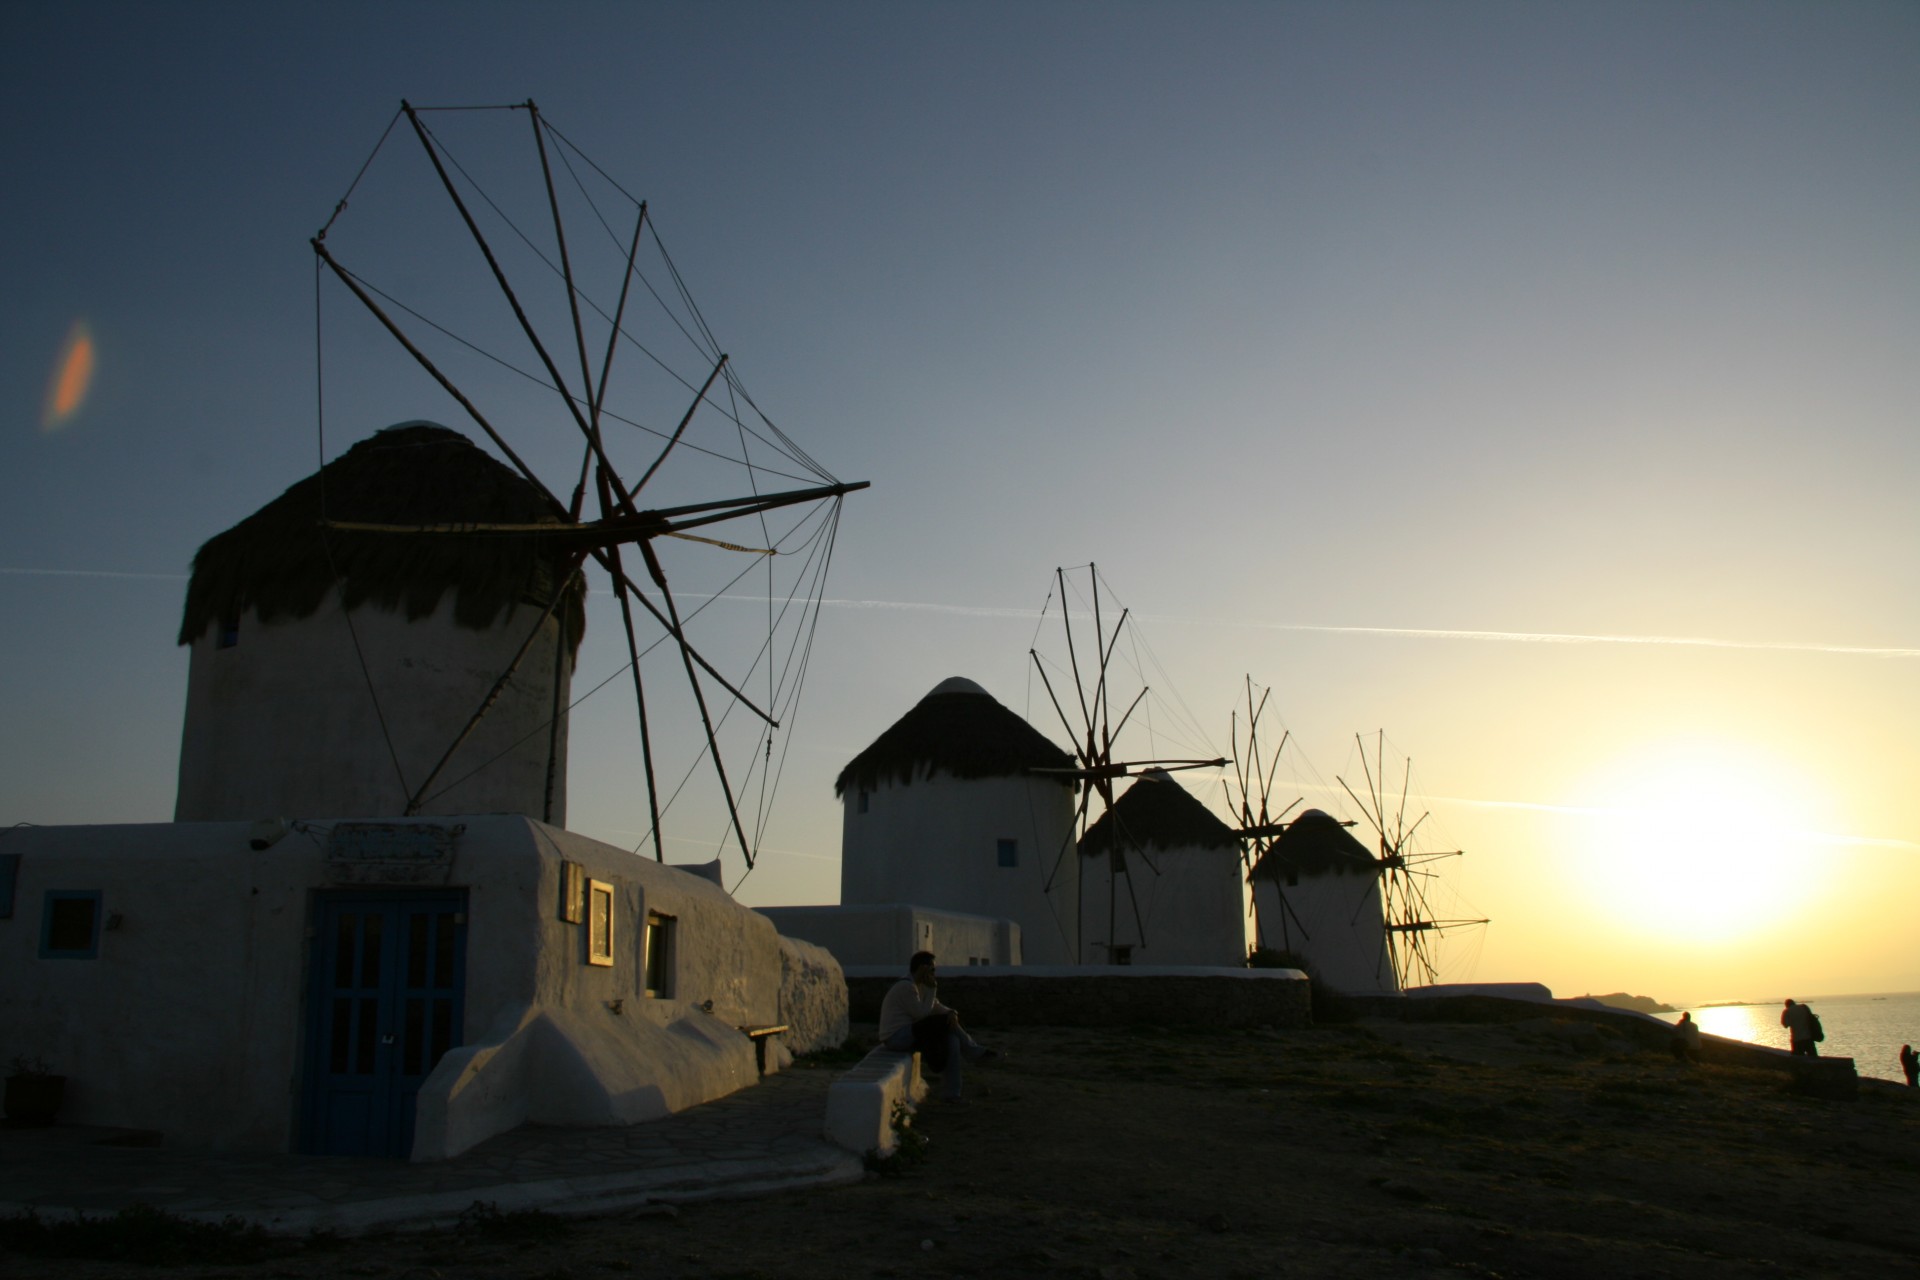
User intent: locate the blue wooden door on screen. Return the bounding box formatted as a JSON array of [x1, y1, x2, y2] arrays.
[[301, 890, 467, 1157]]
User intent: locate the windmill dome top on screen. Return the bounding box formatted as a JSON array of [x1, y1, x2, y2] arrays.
[[178, 421, 584, 650], [835, 676, 1072, 796], [1080, 768, 1238, 858], [1252, 807, 1377, 879]]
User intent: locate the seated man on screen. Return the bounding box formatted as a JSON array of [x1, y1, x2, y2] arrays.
[[1671, 1010, 1702, 1062], [878, 950, 998, 1102]]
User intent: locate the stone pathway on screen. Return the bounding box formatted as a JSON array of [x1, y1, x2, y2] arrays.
[[0, 1067, 859, 1235]]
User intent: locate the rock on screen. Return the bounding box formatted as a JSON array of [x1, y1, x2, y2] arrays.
[[776, 934, 850, 1053]]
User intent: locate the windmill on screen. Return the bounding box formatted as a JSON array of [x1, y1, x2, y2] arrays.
[[1337, 732, 1489, 990], [1222, 676, 1310, 956], [306, 99, 865, 878], [1024, 565, 1225, 962]]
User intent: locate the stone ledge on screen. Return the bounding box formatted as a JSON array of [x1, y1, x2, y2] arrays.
[[823, 1047, 926, 1156], [844, 966, 1312, 1029]]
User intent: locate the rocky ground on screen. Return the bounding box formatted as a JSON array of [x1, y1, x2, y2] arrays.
[[6, 1014, 1918, 1278]]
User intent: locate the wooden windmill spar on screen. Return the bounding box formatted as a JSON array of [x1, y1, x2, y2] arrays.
[[1025, 565, 1223, 962], [308, 99, 866, 872]]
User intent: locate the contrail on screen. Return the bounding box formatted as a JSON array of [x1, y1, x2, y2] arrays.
[[1214, 620, 1920, 661], [18, 570, 1915, 661], [804, 596, 1920, 661], [1425, 794, 1920, 852]]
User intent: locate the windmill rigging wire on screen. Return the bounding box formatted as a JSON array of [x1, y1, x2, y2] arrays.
[[316, 101, 856, 886], [414, 112, 815, 483], [417, 117, 728, 412], [316, 106, 403, 243], [312, 252, 412, 802], [326, 263, 824, 489], [420, 504, 834, 808]]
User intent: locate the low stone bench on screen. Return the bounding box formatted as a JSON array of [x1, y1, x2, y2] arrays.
[[823, 1046, 926, 1156]]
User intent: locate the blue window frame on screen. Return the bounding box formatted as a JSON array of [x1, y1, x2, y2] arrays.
[[996, 838, 1018, 868], [40, 890, 103, 959]]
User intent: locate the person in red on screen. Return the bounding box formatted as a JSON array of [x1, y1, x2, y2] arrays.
[[878, 951, 999, 1101]]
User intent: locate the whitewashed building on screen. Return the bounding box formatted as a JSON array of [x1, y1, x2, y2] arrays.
[[175, 422, 580, 826], [824, 677, 1081, 966], [0, 423, 846, 1160], [1078, 769, 1247, 966], [1249, 808, 1397, 995], [0, 817, 843, 1159]]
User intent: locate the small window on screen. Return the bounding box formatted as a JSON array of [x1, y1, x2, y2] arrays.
[[585, 879, 614, 967], [1111, 945, 1133, 966], [0, 852, 18, 919], [217, 613, 240, 649], [996, 838, 1018, 868], [856, 789, 870, 814], [644, 912, 675, 997], [40, 890, 102, 959]]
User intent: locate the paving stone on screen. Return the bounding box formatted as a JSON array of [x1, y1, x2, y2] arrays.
[[0, 1069, 852, 1232]]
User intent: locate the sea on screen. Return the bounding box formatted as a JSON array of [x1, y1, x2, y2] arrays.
[[1669, 990, 1920, 1085]]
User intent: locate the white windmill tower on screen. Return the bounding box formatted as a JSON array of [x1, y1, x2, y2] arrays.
[[1078, 768, 1246, 966], [1336, 732, 1489, 991], [1238, 715, 1488, 994], [175, 422, 586, 824], [835, 677, 1080, 965], [1025, 565, 1226, 964], [180, 99, 866, 882]]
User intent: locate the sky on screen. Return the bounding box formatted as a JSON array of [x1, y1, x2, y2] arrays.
[[5, 1, 1917, 1006]]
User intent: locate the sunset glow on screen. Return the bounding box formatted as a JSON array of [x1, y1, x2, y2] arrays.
[[1573, 742, 1818, 945], [41, 320, 95, 431]]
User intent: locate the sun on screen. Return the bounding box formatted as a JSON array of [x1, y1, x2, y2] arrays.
[[1571, 740, 1818, 944]]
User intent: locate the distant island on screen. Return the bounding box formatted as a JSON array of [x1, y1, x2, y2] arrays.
[[1580, 992, 1676, 1015]]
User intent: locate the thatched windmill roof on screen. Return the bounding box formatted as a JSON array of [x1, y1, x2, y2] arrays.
[[834, 676, 1074, 796], [178, 422, 586, 651], [1079, 768, 1238, 859], [1251, 808, 1378, 879]]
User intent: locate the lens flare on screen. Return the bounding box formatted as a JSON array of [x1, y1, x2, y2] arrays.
[[41, 321, 96, 432]]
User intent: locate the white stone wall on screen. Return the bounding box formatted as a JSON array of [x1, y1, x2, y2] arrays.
[[1251, 869, 1399, 995], [756, 902, 1020, 969], [839, 770, 1077, 964], [775, 935, 850, 1054], [1079, 844, 1250, 967], [175, 598, 572, 825], [0, 816, 795, 1159]]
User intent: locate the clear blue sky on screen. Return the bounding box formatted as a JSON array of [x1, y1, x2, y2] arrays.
[[5, 2, 1917, 1002]]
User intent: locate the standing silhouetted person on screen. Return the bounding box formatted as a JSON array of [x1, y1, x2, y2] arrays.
[[1780, 998, 1819, 1057], [1901, 1043, 1918, 1087]]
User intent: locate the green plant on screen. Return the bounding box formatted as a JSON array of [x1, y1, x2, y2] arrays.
[[863, 1100, 930, 1175]]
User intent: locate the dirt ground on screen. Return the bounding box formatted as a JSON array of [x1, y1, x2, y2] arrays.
[[7, 1015, 1919, 1279]]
